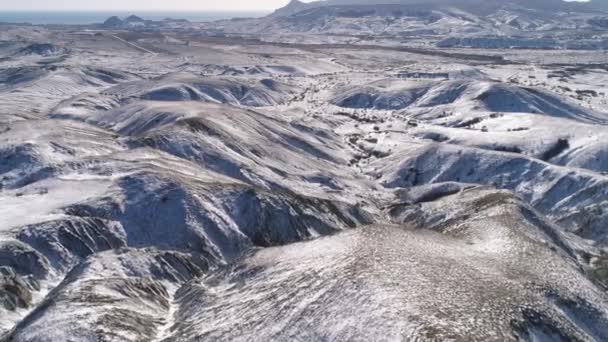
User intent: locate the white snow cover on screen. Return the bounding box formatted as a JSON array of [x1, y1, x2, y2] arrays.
[[2, 3, 608, 340]]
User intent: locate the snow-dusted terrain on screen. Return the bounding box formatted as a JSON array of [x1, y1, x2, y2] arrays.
[[2, 0, 608, 341]]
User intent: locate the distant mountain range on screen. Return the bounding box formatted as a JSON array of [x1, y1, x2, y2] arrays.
[[272, 0, 607, 16], [219, 0, 606, 49], [101, 14, 189, 29], [95, 0, 608, 50]]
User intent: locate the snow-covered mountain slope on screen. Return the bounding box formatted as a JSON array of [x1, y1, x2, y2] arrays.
[[216, 4, 491, 37], [8, 187, 608, 341], [0, 119, 373, 335], [0, 65, 138, 123], [331, 78, 608, 123], [207, 0, 608, 49], [308, 0, 607, 16], [3, 15, 608, 341], [143, 188, 608, 342], [407, 113, 608, 173], [365, 140, 608, 244], [85, 101, 376, 200], [271, 0, 605, 18], [101, 73, 300, 107]]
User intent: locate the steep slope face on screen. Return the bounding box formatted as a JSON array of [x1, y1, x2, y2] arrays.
[[0, 119, 124, 191], [5, 249, 209, 342], [0, 101, 376, 336], [48, 93, 121, 120], [10, 187, 606, 341], [0, 151, 372, 336], [86, 101, 378, 203], [367, 141, 608, 246], [406, 112, 608, 173], [145, 188, 608, 342], [331, 78, 607, 124]]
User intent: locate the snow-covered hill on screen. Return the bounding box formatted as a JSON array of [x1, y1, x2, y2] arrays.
[[3, 6, 608, 341], [207, 0, 608, 49]]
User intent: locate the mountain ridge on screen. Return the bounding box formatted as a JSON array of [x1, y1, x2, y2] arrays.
[[271, 0, 606, 17]]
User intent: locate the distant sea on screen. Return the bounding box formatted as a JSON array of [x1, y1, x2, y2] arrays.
[[0, 11, 269, 25]]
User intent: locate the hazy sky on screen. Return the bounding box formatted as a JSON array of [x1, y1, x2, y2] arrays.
[[0, 0, 300, 11]]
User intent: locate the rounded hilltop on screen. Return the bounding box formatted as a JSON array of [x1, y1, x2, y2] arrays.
[[101, 15, 146, 28]]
